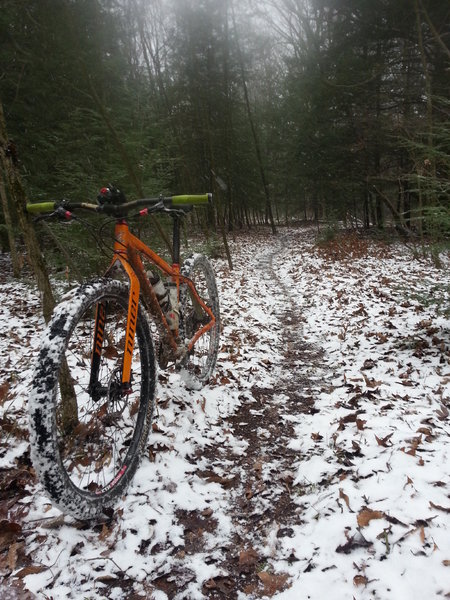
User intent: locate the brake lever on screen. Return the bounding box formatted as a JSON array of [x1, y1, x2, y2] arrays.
[[136, 202, 193, 219], [32, 206, 74, 223]]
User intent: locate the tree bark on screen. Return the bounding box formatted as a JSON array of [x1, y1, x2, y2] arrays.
[[0, 100, 78, 428], [0, 102, 55, 321], [414, 0, 435, 179], [0, 171, 21, 277]]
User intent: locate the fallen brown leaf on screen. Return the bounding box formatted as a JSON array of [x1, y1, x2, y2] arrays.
[[356, 418, 366, 431], [357, 508, 385, 528], [400, 380, 414, 387], [353, 575, 368, 586], [375, 433, 393, 447], [257, 571, 289, 596], [280, 472, 295, 487], [429, 501, 450, 514], [416, 319, 432, 329], [340, 412, 359, 424], [352, 440, 361, 453], [203, 576, 234, 595], [0, 520, 22, 534], [419, 526, 426, 544], [7, 542, 22, 571], [375, 332, 388, 344], [245, 486, 254, 500], [0, 382, 9, 404], [404, 476, 414, 489], [416, 427, 432, 436], [362, 373, 382, 388], [201, 472, 237, 489], [96, 575, 118, 583], [98, 523, 113, 542], [103, 345, 119, 359], [407, 435, 422, 449], [239, 548, 259, 572], [436, 405, 449, 421], [15, 565, 48, 578], [254, 461, 263, 478]]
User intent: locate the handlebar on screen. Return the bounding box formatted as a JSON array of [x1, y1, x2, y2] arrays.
[[26, 193, 212, 217]]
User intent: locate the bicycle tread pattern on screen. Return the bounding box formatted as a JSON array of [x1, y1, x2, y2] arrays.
[[29, 279, 156, 520]]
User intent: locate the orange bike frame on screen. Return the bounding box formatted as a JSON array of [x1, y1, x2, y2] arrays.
[[102, 220, 216, 386]]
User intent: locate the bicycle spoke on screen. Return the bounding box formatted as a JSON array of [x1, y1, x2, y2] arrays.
[[53, 294, 145, 495]]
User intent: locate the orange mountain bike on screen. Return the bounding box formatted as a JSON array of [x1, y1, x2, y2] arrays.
[[26, 185, 220, 519]]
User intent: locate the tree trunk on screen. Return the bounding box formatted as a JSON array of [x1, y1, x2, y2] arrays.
[[0, 100, 78, 429], [0, 103, 55, 322], [414, 0, 435, 182], [0, 171, 21, 277], [231, 5, 276, 235]]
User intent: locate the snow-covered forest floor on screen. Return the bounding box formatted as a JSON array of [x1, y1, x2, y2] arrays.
[[0, 225, 449, 600]]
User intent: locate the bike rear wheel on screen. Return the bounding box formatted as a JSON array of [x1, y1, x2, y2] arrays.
[[180, 254, 220, 386], [29, 279, 156, 520]]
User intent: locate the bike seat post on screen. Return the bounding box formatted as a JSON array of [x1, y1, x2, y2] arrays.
[[172, 214, 181, 267]]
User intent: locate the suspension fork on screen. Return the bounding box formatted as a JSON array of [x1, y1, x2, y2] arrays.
[[88, 300, 107, 399], [89, 221, 140, 395]]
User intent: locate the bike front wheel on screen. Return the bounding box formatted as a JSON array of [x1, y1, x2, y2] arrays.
[[29, 279, 156, 520], [180, 254, 220, 386]]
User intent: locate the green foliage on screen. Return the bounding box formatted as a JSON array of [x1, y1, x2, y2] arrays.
[[1, 0, 449, 277], [400, 96, 450, 257], [272, 0, 449, 228], [0, 0, 171, 203]]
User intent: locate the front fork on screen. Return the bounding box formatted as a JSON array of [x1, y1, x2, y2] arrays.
[[88, 301, 107, 400], [89, 262, 141, 398]]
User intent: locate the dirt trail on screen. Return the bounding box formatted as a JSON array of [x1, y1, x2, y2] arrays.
[[154, 234, 327, 599]]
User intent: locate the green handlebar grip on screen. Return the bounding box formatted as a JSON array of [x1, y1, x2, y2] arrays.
[[26, 202, 56, 214], [171, 193, 211, 206]]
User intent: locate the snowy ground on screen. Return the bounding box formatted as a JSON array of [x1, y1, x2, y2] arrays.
[[0, 225, 449, 599]]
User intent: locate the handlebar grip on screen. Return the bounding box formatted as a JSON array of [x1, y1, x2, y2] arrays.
[[171, 193, 212, 206], [26, 202, 57, 214]]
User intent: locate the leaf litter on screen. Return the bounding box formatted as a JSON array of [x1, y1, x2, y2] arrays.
[[0, 228, 449, 599]]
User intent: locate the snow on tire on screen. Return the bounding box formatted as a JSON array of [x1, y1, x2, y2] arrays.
[[180, 254, 220, 386], [29, 278, 156, 520]]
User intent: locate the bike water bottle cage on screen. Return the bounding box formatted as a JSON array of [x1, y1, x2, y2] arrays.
[[97, 184, 127, 205]]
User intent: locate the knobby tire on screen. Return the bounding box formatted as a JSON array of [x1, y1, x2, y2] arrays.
[[29, 279, 156, 520]]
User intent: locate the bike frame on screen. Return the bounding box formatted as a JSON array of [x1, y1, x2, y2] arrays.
[[91, 217, 216, 388]]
